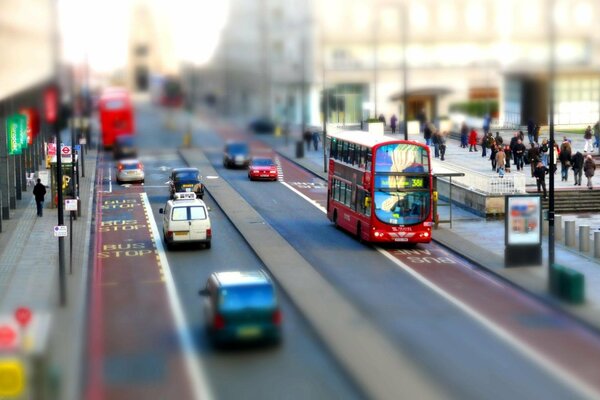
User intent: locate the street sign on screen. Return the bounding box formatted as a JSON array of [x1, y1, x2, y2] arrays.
[[0, 326, 16, 349], [65, 199, 77, 212], [60, 145, 72, 163], [79, 137, 87, 145], [14, 308, 31, 328], [0, 359, 25, 397], [53, 225, 67, 237]]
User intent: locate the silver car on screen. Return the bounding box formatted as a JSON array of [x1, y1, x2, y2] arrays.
[[116, 159, 145, 184]]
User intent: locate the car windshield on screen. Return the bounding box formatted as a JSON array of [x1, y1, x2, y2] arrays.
[[228, 143, 248, 154], [174, 171, 199, 181], [252, 158, 274, 166], [373, 191, 430, 226], [219, 284, 276, 311]]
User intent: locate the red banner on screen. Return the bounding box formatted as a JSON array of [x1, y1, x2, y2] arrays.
[[19, 108, 39, 145], [44, 87, 58, 123]]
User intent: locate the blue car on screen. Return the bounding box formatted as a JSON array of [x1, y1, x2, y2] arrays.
[[200, 270, 282, 346]]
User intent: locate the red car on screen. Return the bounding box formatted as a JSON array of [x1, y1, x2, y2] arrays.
[[248, 157, 278, 181]]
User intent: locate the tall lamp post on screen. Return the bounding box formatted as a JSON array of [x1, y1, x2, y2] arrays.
[[547, 0, 556, 272], [401, 0, 408, 140]]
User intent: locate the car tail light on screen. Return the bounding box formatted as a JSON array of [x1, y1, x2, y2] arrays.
[[206, 228, 212, 239], [272, 309, 282, 325], [137, 163, 142, 169], [166, 231, 173, 239], [118, 164, 123, 171], [213, 313, 225, 329]]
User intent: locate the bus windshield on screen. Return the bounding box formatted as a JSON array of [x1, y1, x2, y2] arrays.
[[373, 143, 430, 226]]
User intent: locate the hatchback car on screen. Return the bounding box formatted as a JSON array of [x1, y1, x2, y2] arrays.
[[223, 141, 250, 168], [200, 270, 282, 346], [113, 134, 137, 160], [116, 159, 144, 184], [159, 192, 211, 249], [168, 168, 204, 199], [248, 157, 278, 181]]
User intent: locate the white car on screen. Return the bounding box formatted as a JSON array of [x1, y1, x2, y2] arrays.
[[116, 159, 145, 184], [159, 192, 212, 249]]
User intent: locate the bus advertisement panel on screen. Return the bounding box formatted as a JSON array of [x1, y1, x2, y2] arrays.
[[98, 88, 135, 148], [327, 131, 433, 244]]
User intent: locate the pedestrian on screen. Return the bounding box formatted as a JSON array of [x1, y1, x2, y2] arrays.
[[527, 118, 535, 144], [495, 147, 506, 177], [504, 145, 512, 173], [540, 138, 549, 166], [571, 151, 584, 186], [584, 154, 596, 189], [559, 137, 572, 181], [551, 142, 560, 174], [468, 128, 478, 152], [528, 143, 540, 177], [460, 122, 468, 148], [513, 139, 526, 171], [489, 142, 498, 170], [482, 131, 493, 158], [594, 121, 600, 150], [483, 114, 491, 135], [439, 131, 447, 161], [423, 122, 434, 146], [303, 130, 312, 151], [432, 129, 440, 158], [533, 161, 549, 199], [494, 131, 503, 147], [33, 178, 46, 217], [390, 114, 398, 134], [584, 125, 594, 153], [312, 131, 321, 151], [378, 113, 386, 127]]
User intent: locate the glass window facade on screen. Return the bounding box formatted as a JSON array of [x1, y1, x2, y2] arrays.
[[555, 77, 600, 125]]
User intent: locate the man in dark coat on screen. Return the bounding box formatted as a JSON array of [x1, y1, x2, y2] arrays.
[[513, 139, 526, 171], [584, 154, 596, 189], [533, 161, 549, 199], [571, 151, 584, 186], [33, 178, 46, 217], [390, 114, 398, 134]]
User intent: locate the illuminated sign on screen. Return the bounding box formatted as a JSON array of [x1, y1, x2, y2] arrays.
[[506, 196, 541, 245], [375, 175, 427, 189]]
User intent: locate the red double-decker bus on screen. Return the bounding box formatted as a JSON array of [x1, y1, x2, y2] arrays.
[[98, 88, 135, 148], [327, 130, 433, 244]]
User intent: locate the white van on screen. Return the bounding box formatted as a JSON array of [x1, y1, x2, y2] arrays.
[[159, 192, 212, 249]]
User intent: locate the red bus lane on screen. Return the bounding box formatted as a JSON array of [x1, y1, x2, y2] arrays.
[[86, 181, 193, 399], [272, 149, 600, 397], [382, 246, 600, 397]]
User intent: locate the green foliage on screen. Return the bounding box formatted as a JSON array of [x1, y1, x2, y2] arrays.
[[449, 100, 498, 118], [366, 118, 381, 123]]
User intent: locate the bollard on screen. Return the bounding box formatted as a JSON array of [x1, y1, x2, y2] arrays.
[[595, 231, 600, 258], [555, 215, 562, 241], [579, 225, 590, 253], [565, 220, 576, 247]]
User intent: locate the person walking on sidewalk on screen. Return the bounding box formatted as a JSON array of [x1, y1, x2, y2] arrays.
[[504, 145, 512, 173], [496, 147, 506, 177], [460, 122, 468, 148], [33, 178, 46, 217], [312, 131, 321, 151], [489, 142, 498, 170], [584, 154, 596, 189], [572, 151, 584, 186], [432, 129, 440, 158], [584, 125, 594, 153], [468, 128, 478, 152], [439, 131, 447, 161], [559, 137, 572, 181], [513, 139, 526, 171], [482, 131, 493, 158], [528, 143, 540, 177], [390, 114, 397, 134], [533, 161, 549, 199]]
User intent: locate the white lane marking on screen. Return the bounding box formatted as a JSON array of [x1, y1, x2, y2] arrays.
[[141, 193, 213, 400], [283, 176, 598, 398], [376, 248, 599, 400], [281, 181, 326, 213]]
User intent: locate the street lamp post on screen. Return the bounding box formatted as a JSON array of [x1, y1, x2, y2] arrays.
[[401, 1, 408, 140], [547, 0, 556, 274]]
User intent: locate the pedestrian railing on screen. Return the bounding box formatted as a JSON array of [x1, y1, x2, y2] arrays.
[[432, 161, 527, 194]]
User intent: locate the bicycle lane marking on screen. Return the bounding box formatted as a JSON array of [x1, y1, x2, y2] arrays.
[[86, 188, 211, 400]]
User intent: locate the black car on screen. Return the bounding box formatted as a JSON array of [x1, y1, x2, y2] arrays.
[[168, 168, 204, 199], [113, 135, 137, 160], [223, 141, 250, 168], [248, 117, 275, 134]]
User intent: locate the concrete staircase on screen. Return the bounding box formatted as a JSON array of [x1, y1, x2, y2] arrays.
[[536, 189, 600, 213]]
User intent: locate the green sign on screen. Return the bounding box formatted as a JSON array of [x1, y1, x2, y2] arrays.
[[6, 115, 20, 155], [17, 114, 27, 150]]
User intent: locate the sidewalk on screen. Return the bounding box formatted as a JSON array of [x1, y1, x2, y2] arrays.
[[0, 144, 98, 400], [255, 127, 600, 333]]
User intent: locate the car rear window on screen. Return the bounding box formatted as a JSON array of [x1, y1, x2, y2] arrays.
[[171, 207, 188, 221], [228, 143, 248, 153], [121, 163, 140, 170], [171, 206, 207, 221], [252, 158, 275, 166], [190, 206, 207, 220], [174, 171, 199, 181], [219, 284, 275, 311]]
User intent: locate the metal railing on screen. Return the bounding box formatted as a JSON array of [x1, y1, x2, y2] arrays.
[[433, 161, 526, 194]]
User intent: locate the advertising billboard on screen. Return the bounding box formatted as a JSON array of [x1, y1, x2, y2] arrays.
[[506, 195, 541, 246]]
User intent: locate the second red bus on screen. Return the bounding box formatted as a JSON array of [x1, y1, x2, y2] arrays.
[[98, 88, 135, 148]]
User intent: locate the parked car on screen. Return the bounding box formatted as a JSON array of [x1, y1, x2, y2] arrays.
[[168, 168, 204, 199], [248, 117, 275, 134], [159, 192, 211, 249], [199, 270, 282, 346], [223, 141, 250, 168], [248, 157, 278, 181], [113, 134, 137, 160], [116, 159, 144, 184]]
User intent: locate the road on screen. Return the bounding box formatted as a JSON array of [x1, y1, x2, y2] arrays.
[[83, 101, 600, 400]]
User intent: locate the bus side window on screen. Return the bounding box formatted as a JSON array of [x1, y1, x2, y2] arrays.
[[337, 140, 343, 160], [330, 140, 337, 159], [366, 149, 372, 170], [341, 141, 348, 163], [348, 143, 355, 165], [358, 146, 366, 168]]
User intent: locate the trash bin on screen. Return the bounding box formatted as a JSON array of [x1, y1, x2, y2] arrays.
[[296, 141, 304, 158]]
